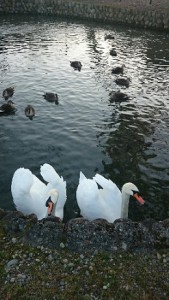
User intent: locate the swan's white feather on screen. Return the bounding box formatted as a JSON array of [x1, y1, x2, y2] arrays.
[[11, 168, 47, 219], [40, 163, 63, 184], [93, 173, 120, 192], [11, 168, 34, 198], [79, 171, 87, 183], [76, 172, 122, 223], [40, 163, 67, 220], [11, 164, 67, 220]]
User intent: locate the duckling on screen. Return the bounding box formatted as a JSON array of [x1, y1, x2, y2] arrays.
[[110, 49, 117, 56], [2, 87, 14, 100], [70, 61, 82, 71], [25, 105, 35, 120], [43, 93, 58, 104], [0, 100, 16, 114], [115, 77, 130, 88], [109, 90, 129, 102], [104, 34, 115, 40], [112, 65, 125, 75]]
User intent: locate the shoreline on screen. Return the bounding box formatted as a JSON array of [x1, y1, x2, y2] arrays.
[[1, 208, 169, 253], [0, 208, 169, 299], [0, 0, 169, 31]]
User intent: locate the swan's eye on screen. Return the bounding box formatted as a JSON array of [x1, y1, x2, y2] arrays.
[[45, 197, 51, 207], [132, 190, 140, 196]]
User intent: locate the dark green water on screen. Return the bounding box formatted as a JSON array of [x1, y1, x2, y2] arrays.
[[0, 14, 169, 221]]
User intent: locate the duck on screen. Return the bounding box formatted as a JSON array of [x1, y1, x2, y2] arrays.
[[76, 172, 145, 223], [109, 90, 129, 102], [0, 100, 16, 114], [115, 77, 130, 88], [70, 61, 82, 71], [43, 93, 59, 104], [112, 65, 125, 75], [2, 87, 14, 100], [11, 163, 67, 220], [25, 105, 35, 120], [104, 34, 115, 41], [110, 49, 117, 56]]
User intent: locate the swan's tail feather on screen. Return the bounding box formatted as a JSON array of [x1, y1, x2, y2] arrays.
[[11, 168, 33, 198], [93, 174, 117, 190], [79, 171, 87, 183], [40, 163, 62, 184]]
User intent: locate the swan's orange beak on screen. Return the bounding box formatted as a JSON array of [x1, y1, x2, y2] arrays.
[[134, 193, 145, 205], [47, 201, 54, 216]]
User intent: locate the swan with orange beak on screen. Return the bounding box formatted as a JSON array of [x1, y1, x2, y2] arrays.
[[46, 189, 59, 216], [11, 163, 67, 221], [76, 173, 145, 223]]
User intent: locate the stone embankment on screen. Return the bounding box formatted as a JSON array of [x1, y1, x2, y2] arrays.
[[1, 209, 169, 253], [0, 209, 169, 299], [0, 0, 169, 31]]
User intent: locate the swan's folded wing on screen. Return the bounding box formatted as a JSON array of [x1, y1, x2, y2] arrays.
[[11, 168, 33, 199], [93, 174, 119, 192], [76, 178, 101, 219], [40, 163, 63, 184], [94, 174, 122, 219], [11, 167, 48, 219]]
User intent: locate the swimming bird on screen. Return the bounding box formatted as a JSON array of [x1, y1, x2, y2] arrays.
[[25, 105, 35, 120], [2, 87, 14, 100], [104, 34, 115, 40], [112, 65, 125, 75], [115, 77, 130, 88], [43, 93, 58, 104], [0, 100, 16, 114], [109, 90, 129, 102], [70, 61, 82, 71], [11, 163, 67, 220], [76, 172, 144, 223], [110, 49, 117, 56]]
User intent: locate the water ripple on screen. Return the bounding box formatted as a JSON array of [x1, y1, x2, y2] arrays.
[[0, 15, 169, 221]]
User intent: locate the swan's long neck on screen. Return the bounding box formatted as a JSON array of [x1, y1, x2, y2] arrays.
[[121, 191, 130, 219], [53, 199, 64, 219]]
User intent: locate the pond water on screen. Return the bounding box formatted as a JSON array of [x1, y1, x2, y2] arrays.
[[0, 14, 169, 222]]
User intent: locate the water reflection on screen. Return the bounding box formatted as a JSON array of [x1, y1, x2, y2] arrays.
[[97, 97, 169, 220], [0, 14, 169, 221]]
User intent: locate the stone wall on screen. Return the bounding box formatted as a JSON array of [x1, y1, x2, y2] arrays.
[[0, 0, 169, 30], [1, 210, 169, 253]]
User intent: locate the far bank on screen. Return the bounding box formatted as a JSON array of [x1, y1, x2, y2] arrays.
[[0, 0, 169, 31]]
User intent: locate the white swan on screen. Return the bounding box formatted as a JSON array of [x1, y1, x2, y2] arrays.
[[76, 172, 145, 223], [11, 163, 67, 220]]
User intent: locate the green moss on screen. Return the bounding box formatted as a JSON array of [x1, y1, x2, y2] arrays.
[[0, 219, 169, 299]]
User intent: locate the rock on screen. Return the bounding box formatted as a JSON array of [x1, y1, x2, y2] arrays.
[[60, 242, 65, 249], [17, 273, 27, 284], [1, 210, 169, 254], [0, 208, 8, 219], [6, 259, 19, 270], [23, 220, 65, 249], [2, 211, 37, 232], [11, 237, 17, 244]]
